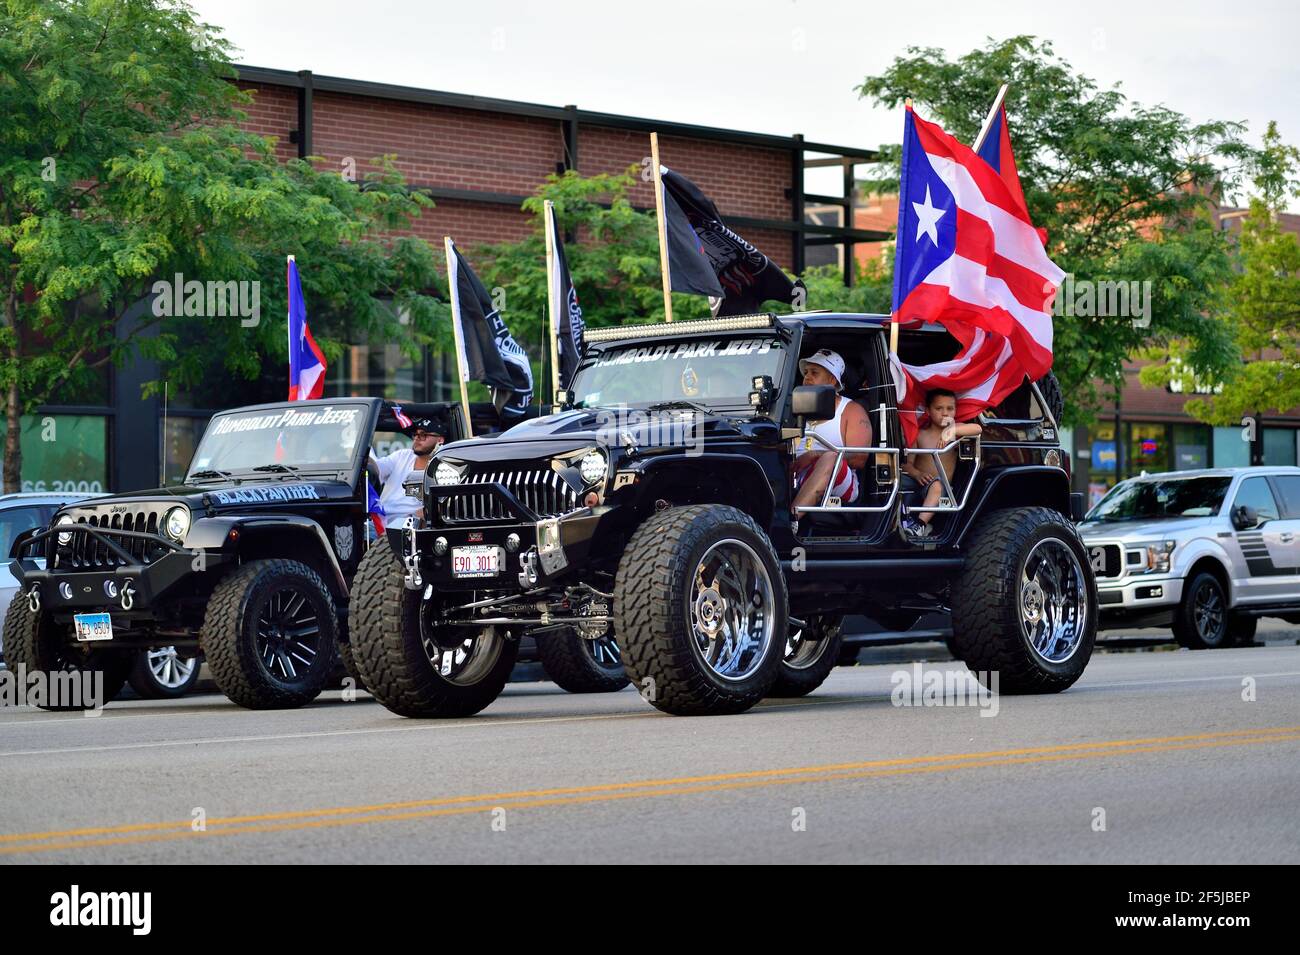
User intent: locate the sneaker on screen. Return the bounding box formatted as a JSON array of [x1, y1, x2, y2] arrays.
[[902, 517, 933, 538]]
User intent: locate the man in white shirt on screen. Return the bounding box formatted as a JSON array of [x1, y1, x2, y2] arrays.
[[369, 416, 443, 528]]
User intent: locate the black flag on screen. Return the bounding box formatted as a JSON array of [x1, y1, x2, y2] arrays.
[[446, 239, 533, 418], [546, 203, 586, 390], [660, 166, 801, 315]]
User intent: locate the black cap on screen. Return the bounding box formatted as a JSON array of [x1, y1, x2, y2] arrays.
[[407, 416, 443, 436]]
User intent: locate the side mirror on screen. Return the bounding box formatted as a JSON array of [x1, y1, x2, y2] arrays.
[[1231, 504, 1259, 530], [791, 385, 836, 421]]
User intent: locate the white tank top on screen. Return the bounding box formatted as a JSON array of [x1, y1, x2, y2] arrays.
[[801, 395, 849, 452]]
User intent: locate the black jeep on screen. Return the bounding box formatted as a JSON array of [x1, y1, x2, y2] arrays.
[[4, 397, 479, 710], [350, 312, 1097, 718]]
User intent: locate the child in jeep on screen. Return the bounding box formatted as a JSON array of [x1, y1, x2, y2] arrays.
[[901, 388, 982, 538]]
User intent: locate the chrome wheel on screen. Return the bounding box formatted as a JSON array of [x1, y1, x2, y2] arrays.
[[419, 604, 505, 686], [1019, 537, 1088, 664], [688, 538, 776, 682], [255, 587, 322, 681], [784, 617, 836, 671], [1193, 580, 1226, 642], [146, 647, 197, 689], [585, 633, 622, 670]]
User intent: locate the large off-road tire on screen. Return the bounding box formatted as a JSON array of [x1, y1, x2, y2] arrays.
[[536, 628, 629, 693], [200, 559, 338, 709], [128, 647, 201, 699], [2, 592, 130, 710], [1036, 372, 1064, 424], [614, 504, 787, 716], [335, 614, 366, 690], [348, 544, 516, 718], [950, 507, 1097, 694], [769, 614, 843, 697], [1172, 572, 1245, 649]]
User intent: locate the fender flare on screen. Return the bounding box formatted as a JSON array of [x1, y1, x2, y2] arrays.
[[633, 452, 777, 529], [203, 514, 349, 597]]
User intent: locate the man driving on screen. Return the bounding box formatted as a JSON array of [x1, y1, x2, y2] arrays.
[[369, 416, 444, 528], [790, 349, 872, 515]]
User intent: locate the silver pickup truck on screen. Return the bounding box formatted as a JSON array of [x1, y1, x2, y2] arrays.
[[1078, 467, 1300, 648]]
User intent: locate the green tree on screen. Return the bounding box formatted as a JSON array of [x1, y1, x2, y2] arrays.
[[857, 36, 1252, 424], [0, 0, 443, 490], [1141, 122, 1300, 424]]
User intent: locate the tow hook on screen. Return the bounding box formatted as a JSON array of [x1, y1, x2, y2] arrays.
[[27, 585, 40, 614], [517, 549, 540, 588], [403, 528, 423, 591], [120, 579, 136, 612]]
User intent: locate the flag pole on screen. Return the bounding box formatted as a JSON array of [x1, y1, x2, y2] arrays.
[[890, 102, 914, 358], [543, 199, 561, 400], [444, 235, 475, 439], [972, 83, 1009, 155], [649, 132, 674, 323], [286, 252, 295, 356]]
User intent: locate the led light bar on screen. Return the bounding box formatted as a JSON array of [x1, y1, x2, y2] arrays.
[[584, 313, 776, 342]]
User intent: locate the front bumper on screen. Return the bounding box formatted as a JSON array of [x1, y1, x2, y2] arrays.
[[396, 482, 611, 591], [13, 527, 231, 622], [1096, 574, 1184, 612]]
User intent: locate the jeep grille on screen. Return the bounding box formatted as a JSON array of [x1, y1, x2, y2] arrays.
[[439, 467, 580, 523], [56, 508, 171, 568]]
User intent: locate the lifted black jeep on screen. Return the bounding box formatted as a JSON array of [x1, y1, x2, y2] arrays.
[[351, 312, 1097, 718], [5, 398, 469, 710]]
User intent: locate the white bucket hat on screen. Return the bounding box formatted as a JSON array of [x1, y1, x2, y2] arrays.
[[798, 349, 845, 390]]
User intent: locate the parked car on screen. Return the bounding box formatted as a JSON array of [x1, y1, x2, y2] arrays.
[[1078, 467, 1300, 648], [349, 311, 1095, 719], [0, 494, 87, 650]]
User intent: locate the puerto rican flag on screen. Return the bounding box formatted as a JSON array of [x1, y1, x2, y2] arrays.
[[366, 481, 386, 536], [891, 105, 1063, 441], [287, 256, 327, 401], [390, 404, 413, 430]]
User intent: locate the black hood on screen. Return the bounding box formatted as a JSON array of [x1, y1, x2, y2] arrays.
[[55, 479, 354, 517], [436, 407, 745, 463]]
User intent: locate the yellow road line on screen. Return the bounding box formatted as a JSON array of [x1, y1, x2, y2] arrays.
[[1, 726, 1298, 856]]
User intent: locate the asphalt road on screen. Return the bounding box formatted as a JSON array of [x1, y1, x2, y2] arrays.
[[1, 638, 1298, 864]]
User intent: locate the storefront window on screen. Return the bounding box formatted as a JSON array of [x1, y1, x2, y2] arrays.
[[1126, 422, 1169, 476], [1087, 423, 1119, 507], [165, 416, 211, 485], [1, 414, 110, 494], [1213, 426, 1250, 468], [1172, 423, 1210, 470], [1263, 427, 1297, 467]]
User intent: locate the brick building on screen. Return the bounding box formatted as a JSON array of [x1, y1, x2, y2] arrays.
[[28, 66, 884, 493]]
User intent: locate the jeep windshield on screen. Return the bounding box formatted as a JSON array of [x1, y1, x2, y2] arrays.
[[1087, 476, 1232, 522], [570, 336, 786, 412], [186, 404, 367, 480]]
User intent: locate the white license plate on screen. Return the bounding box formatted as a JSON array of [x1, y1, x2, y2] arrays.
[[451, 545, 502, 578], [73, 612, 114, 643]]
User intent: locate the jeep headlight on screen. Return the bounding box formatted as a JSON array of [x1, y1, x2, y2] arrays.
[[164, 506, 191, 541], [55, 514, 75, 546], [578, 449, 607, 486], [1140, 540, 1176, 574], [433, 461, 465, 486]]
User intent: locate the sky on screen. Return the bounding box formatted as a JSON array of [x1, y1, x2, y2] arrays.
[[191, 0, 1300, 205]]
